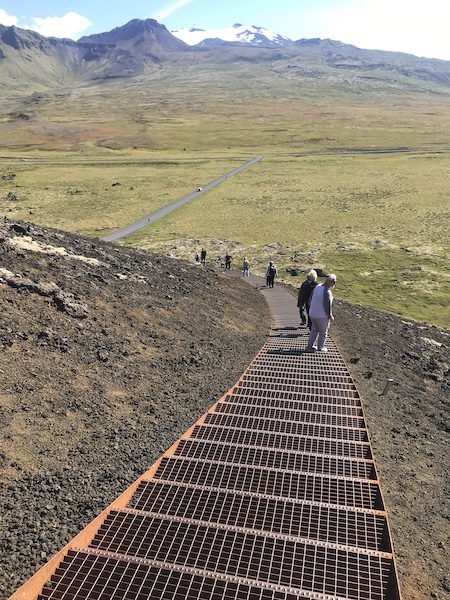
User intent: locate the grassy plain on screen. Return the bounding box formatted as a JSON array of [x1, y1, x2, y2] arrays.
[[0, 157, 242, 236], [1, 66, 449, 326], [126, 153, 450, 328]]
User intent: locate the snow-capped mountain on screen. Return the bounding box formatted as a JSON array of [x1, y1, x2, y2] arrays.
[[171, 23, 291, 48]]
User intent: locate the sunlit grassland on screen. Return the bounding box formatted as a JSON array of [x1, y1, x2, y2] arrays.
[[2, 65, 450, 154], [0, 157, 243, 235], [126, 153, 450, 328], [1, 66, 450, 326]]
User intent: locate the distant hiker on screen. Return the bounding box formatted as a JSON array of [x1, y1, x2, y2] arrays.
[[225, 252, 232, 270], [297, 269, 318, 328], [265, 261, 277, 288], [194, 250, 200, 262], [305, 274, 336, 353], [242, 257, 250, 277], [200, 247, 207, 266]]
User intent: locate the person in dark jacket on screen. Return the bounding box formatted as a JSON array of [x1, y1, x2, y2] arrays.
[[297, 269, 318, 327], [265, 261, 277, 288], [200, 247, 207, 266]]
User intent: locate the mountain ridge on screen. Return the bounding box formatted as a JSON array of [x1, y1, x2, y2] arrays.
[[171, 23, 291, 48], [1, 18, 450, 92]]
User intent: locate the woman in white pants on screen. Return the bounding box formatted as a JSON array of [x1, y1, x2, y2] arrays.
[[305, 274, 336, 352]]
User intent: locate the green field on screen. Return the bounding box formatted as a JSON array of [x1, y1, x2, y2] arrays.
[[1, 67, 449, 328], [0, 156, 243, 236], [124, 152, 450, 328]]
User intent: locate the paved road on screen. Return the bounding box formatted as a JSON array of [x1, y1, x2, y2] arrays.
[[101, 155, 263, 242]]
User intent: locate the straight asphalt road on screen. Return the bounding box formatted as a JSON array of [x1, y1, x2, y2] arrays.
[[101, 155, 263, 242]]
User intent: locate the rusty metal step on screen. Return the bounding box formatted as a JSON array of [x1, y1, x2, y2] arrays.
[[12, 280, 400, 600], [129, 481, 390, 551]]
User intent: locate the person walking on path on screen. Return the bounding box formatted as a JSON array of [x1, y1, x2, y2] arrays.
[[194, 250, 200, 263], [305, 274, 336, 352], [200, 247, 207, 266], [265, 261, 277, 288], [242, 257, 250, 277], [297, 269, 318, 327], [225, 252, 232, 270]]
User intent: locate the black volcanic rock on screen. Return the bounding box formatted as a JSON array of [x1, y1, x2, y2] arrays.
[[79, 19, 189, 56]]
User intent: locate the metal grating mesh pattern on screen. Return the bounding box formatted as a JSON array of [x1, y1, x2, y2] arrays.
[[21, 278, 400, 600], [203, 413, 368, 441], [130, 481, 389, 551], [228, 386, 361, 405], [215, 402, 366, 428], [37, 550, 303, 600], [223, 395, 364, 415], [154, 456, 382, 509], [190, 424, 372, 458], [174, 439, 376, 479], [88, 511, 393, 599]]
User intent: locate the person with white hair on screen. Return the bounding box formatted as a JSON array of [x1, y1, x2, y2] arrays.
[[297, 269, 318, 327], [305, 274, 337, 352], [242, 257, 250, 276]]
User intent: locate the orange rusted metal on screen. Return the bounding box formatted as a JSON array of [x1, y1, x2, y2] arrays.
[[11, 275, 401, 600]]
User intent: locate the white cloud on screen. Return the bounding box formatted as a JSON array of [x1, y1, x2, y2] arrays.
[[302, 0, 450, 60], [0, 8, 18, 26], [154, 0, 196, 23], [26, 11, 92, 40]]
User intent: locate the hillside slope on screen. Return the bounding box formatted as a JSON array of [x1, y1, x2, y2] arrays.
[[1, 20, 450, 93], [0, 218, 448, 599], [0, 217, 270, 597]]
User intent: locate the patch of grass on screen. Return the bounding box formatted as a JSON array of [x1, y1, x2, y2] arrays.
[[0, 157, 243, 235], [126, 153, 450, 328], [1, 67, 449, 327]]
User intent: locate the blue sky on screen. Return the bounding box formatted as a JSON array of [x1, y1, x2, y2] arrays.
[[1, 0, 449, 60]]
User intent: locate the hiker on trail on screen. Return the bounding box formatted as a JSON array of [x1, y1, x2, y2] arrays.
[[242, 257, 250, 277], [265, 261, 277, 288], [225, 252, 232, 270], [200, 247, 207, 266], [305, 274, 336, 353], [297, 269, 318, 328], [194, 250, 200, 262]]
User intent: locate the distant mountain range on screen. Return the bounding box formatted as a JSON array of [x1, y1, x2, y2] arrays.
[[1, 18, 450, 92], [171, 23, 291, 48]]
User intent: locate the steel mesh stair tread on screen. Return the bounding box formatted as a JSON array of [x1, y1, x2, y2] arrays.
[[214, 403, 366, 428], [190, 424, 373, 459], [128, 481, 390, 551], [229, 387, 362, 404], [37, 549, 306, 600], [203, 413, 369, 442], [173, 439, 376, 479], [153, 457, 383, 510], [223, 395, 364, 415]]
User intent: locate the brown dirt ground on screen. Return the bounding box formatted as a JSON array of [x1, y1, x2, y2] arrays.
[[0, 218, 449, 599]]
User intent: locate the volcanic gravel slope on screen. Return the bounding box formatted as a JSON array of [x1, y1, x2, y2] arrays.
[[331, 302, 449, 600], [0, 217, 270, 598], [0, 217, 449, 600]]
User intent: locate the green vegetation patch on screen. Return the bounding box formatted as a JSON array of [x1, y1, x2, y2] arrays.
[[126, 152, 450, 328], [0, 157, 242, 235]]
